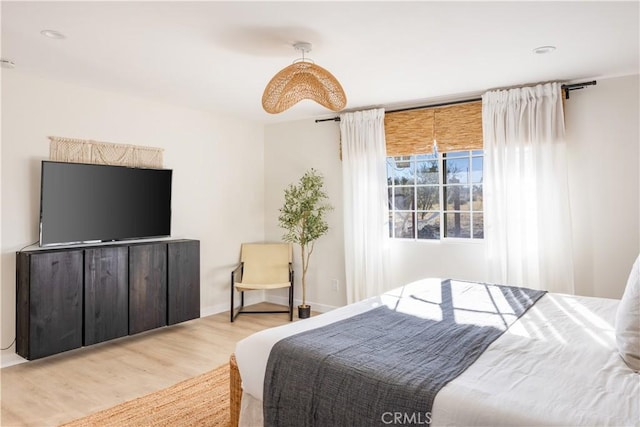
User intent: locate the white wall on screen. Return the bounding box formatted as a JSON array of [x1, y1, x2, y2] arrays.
[[263, 74, 640, 307], [1, 71, 265, 364], [264, 119, 346, 310], [566, 74, 639, 298]]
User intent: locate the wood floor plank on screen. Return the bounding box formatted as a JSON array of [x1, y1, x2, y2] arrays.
[[0, 303, 297, 427]]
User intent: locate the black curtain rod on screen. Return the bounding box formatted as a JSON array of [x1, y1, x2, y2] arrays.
[[315, 80, 597, 123], [562, 80, 597, 99]]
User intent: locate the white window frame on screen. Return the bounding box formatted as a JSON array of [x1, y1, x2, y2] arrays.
[[387, 150, 483, 241]]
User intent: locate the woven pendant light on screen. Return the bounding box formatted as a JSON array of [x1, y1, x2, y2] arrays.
[[262, 42, 347, 114]]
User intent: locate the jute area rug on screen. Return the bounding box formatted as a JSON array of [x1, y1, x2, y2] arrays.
[[62, 364, 230, 427]]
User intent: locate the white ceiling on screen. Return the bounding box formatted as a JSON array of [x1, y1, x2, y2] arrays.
[[2, 1, 638, 124]]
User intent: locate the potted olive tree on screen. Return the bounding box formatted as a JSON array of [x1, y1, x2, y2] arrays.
[[278, 168, 333, 319]]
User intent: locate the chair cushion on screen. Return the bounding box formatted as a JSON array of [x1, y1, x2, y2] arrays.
[[235, 281, 291, 291]]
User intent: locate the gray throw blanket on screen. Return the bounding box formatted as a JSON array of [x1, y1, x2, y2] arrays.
[[263, 279, 546, 426]]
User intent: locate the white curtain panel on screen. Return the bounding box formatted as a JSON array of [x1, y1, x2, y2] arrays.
[[340, 108, 390, 303], [482, 82, 575, 294]]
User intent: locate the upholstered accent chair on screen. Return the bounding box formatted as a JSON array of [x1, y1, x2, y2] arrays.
[[230, 243, 294, 322]]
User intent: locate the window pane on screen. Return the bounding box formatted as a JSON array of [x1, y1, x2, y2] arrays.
[[445, 157, 469, 184], [444, 213, 471, 238], [417, 212, 440, 240], [392, 187, 414, 210], [392, 160, 415, 185], [444, 185, 470, 211], [392, 212, 415, 239], [472, 185, 483, 211], [416, 186, 440, 211], [416, 160, 439, 184], [471, 150, 484, 156], [473, 213, 484, 239], [386, 158, 395, 185], [471, 156, 483, 183]]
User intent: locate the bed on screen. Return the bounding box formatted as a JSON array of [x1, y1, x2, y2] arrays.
[[231, 277, 639, 426]]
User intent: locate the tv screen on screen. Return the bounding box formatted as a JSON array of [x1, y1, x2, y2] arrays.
[[40, 161, 172, 246]]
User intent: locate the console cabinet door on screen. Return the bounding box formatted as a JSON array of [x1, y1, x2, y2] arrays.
[[84, 246, 129, 345], [168, 240, 200, 325], [129, 243, 167, 334], [20, 250, 83, 360]]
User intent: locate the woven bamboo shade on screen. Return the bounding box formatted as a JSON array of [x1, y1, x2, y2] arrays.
[[384, 109, 434, 156], [434, 102, 483, 153], [385, 101, 483, 156]]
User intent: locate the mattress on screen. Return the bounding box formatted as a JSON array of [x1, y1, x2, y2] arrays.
[[235, 278, 640, 426]]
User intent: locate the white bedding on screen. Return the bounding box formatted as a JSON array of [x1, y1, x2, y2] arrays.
[[235, 278, 640, 426]]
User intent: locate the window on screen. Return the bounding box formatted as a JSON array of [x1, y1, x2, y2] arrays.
[[387, 150, 483, 240], [443, 151, 484, 239]]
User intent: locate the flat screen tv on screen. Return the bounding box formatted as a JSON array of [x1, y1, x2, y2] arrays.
[[39, 161, 172, 247]]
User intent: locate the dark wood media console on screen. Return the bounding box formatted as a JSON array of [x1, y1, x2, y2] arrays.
[[16, 239, 200, 360]]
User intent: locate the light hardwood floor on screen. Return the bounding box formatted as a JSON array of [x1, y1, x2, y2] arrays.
[[0, 303, 297, 427]]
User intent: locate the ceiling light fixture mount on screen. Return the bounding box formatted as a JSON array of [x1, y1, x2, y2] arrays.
[[293, 41, 312, 58], [262, 42, 346, 114]]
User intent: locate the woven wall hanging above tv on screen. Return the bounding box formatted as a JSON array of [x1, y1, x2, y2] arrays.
[[49, 136, 163, 168]]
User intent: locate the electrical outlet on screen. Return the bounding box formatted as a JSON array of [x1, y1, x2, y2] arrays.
[[331, 279, 339, 291]]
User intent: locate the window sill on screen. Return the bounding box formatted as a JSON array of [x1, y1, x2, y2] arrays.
[[389, 238, 484, 245]]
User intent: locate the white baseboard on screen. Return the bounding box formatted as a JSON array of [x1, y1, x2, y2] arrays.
[[1, 350, 27, 369], [265, 294, 339, 314]]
